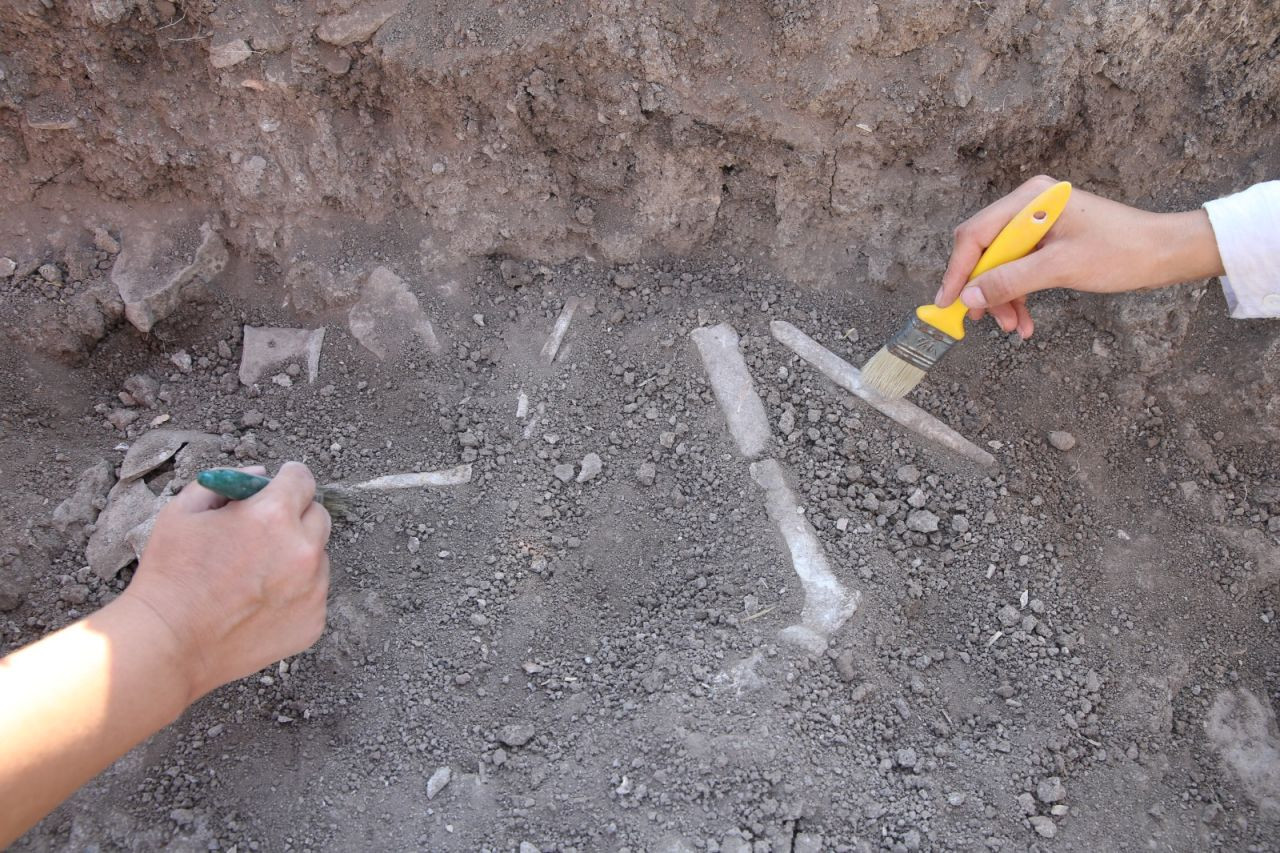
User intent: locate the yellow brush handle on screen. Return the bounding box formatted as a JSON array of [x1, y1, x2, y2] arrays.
[[915, 181, 1072, 340]]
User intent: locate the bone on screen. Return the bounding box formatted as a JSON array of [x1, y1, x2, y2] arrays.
[[769, 320, 995, 467], [691, 323, 772, 459], [345, 463, 473, 491], [541, 297, 581, 364], [750, 458, 860, 655]]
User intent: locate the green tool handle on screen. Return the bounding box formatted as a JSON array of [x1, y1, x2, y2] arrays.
[[196, 468, 273, 501]]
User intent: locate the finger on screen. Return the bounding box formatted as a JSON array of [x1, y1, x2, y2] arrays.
[[1013, 298, 1035, 339], [300, 500, 332, 548], [937, 175, 1057, 305], [988, 302, 1018, 333], [170, 465, 268, 513], [959, 248, 1059, 311], [252, 461, 317, 518], [967, 306, 986, 323]]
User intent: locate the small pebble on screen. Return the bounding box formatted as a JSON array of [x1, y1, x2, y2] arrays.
[[1048, 430, 1077, 451]]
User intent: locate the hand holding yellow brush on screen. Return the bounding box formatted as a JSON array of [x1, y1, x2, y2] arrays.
[[861, 180, 1072, 398]]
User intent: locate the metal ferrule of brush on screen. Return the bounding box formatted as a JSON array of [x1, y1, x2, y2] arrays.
[[886, 314, 958, 371]]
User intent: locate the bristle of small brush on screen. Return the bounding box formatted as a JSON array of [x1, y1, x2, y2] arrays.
[[316, 487, 352, 519], [860, 347, 927, 398]]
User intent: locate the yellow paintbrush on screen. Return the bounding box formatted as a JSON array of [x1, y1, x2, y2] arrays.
[[861, 181, 1073, 398]]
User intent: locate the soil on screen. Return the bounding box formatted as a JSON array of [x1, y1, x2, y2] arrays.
[[1, 1, 1279, 851]]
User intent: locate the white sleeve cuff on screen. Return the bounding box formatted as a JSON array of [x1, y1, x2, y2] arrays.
[[1202, 180, 1280, 318]]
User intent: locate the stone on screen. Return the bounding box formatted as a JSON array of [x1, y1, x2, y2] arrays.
[[122, 373, 160, 408], [169, 350, 193, 372], [87, 478, 167, 578], [1029, 816, 1057, 838], [52, 460, 116, 541], [835, 649, 857, 682], [92, 227, 121, 254], [209, 38, 252, 69], [89, 0, 135, 25], [1037, 776, 1066, 804], [577, 452, 602, 483], [426, 766, 452, 800], [613, 272, 637, 290], [997, 603, 1021, 627], [38, 264, 62, 283], [316, 2, 402, 46], [895, 747, 918, 769], [111, 219, 228, 333], [284, 260, 358, 313], [0, 258, 15, 277], [60, 583, 90, 605], [348, 266, 441, 359], [895, 464, 921, 484], [106, 408, 139, 431], [793, 833, 824, 853], [497, 723, 535, 747], [636, 461, 657, 486], [499, 259, 533, 288], [0, 558, 31, 612], [1016, 792, 1037, 815], [239, 326, 325, 385], [120, 429, 219, 481], [553, 464, 575, 483], [1048, 430, 1077, 451], [906, 509, 939, 533]]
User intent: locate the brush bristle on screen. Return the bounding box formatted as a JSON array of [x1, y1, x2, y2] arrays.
[[317, 487, 352, 519], [860, 347, 927, 398]]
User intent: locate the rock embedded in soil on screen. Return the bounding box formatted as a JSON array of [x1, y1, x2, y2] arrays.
[[906, 509, 940, 533], [1037, 776, 1066, 803], [636, 461, 656, 486], [348, 266, 441, 359], [239, 326, 325, 386], [209, 39, 252, 69], [498, 723, 535, 747], [1029, 816, 1057, 838], [110, 219, 228, 333], [315, 2, 401, 46], [1048, 430, 1077, 451], [52, 460, 116, 540], [426, 766, 452, 800], [577, 452, 602, 483]]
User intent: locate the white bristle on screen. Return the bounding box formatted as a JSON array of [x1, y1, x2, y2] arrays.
[[860, 347, 926, 398]]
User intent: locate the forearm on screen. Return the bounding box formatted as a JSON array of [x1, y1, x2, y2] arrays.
[[0, 594, 193, 847], [1146, 209, 1226, 288]]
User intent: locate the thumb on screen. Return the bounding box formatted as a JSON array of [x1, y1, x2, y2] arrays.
[[959, 249, 1058, 310]]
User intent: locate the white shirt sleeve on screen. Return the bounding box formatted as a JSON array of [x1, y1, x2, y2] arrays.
[[1202, 181, 1280, 319]]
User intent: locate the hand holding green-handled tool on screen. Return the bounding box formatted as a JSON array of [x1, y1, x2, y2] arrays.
[[197, 469, 353, 515], [197, 463, 475, 518]]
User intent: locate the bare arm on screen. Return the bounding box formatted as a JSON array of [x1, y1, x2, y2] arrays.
[[0, 462, 330, 847]]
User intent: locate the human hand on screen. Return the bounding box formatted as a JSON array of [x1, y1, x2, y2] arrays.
[[935, 175, 1225, 338], [124, 462, 331, 703]]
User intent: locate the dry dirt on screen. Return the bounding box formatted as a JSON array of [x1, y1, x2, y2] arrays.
[[1, 1, 1279, 851]]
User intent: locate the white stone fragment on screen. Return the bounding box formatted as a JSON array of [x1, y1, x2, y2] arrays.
[[691, 323, 771, 459], [540, 297, 580, 365], [239, 326, 325, 386], [769, 321, 994, 467], [347, 463, 472, 491], [750, 459, 860, 655]]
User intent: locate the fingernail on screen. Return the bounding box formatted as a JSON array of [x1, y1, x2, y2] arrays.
[[933, 286, 946, 306], [960, 287, 987, 309]]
